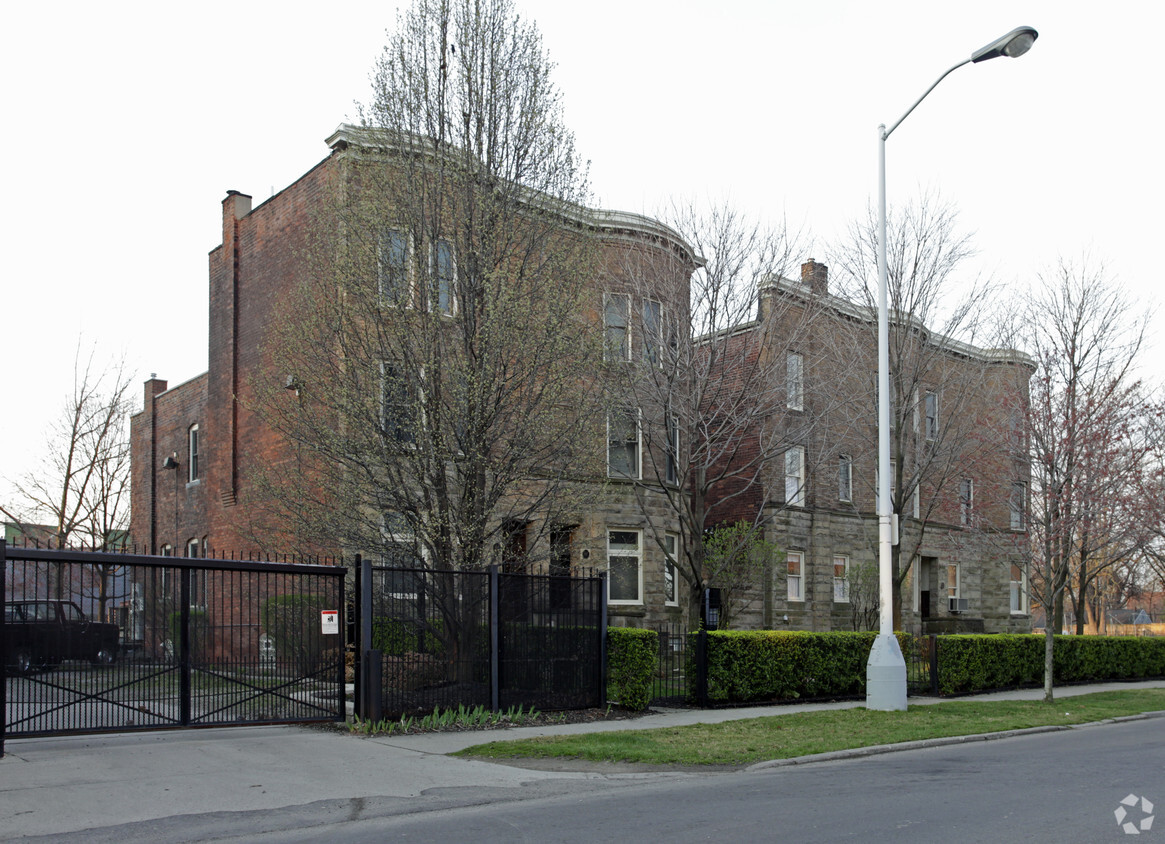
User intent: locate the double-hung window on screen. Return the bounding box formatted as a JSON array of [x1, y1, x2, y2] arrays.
[[786, 351, 804, 411], [787, 551, 804, 601], [607, 408, 641, 479], [959, 478, 974, 526], [665, 413, 680, 485], [643, 299, 662, 366], [663, 533, 679, 606], [608, 530, 642, 604], [1010, 482, 1026, 530], [187, 424, 200, 482], [433, 239, 455, 314], [924, 390, 939, 440], [604, 293, 630, 361], [838, 454, 852, 502], [381, 362, 415, 444], [833, 555, 850, 602], [1010, 563, 1028, 614], [785, 446, 806, 507], [378, 230, 409, 305]]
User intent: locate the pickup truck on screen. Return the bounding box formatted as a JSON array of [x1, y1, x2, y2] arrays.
[[3, 600, 120, 674]]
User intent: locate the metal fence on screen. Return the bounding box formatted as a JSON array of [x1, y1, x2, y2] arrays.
[[2, 541, 346, 754], [354, 559, 606, 719]]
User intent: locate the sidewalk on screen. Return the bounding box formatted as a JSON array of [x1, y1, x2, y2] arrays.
[[2, 680, 1163, 841]]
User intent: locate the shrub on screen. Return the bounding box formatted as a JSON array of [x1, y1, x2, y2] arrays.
[[607, 627, 657, 710], [169, 608, 210, 666]]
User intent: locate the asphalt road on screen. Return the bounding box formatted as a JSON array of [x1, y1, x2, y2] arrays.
[[41, 715, 1161, 843]]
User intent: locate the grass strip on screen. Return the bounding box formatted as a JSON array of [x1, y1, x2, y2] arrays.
[[455, 689, 1165, 767]]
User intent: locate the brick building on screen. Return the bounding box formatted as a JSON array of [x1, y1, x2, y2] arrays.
[[706, 260, 1033, 635], [130, 125, 698, 626]]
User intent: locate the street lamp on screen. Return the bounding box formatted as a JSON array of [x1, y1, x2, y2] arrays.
[[866, 26, 1038, 712]]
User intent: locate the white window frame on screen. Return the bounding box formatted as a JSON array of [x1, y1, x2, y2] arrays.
[[785, 446, 805, 507], [187, 424, 200, 483], [663, 533, 679, 606], [786, 351, 804, 411], [607, 529, 643, 605], [607, 407, 641, 479], [838, 454, 852, 503], [924, 390, 939, 441], [431, 238, 456, 315], [833, 555, 850, 603], [1010, 563, 1028, 614], [787, 551, 804, 601], [603, 293, 631, 362], [378, 229, 411, 305], [380, 361, 416, 445], [1010, 482, 1027, 530], [959, 477, 974, 526]]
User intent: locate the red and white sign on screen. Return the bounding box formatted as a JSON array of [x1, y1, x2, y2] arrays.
[[320, 610, 339, 635]]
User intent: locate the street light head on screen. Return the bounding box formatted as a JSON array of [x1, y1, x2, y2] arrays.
[[971, 26, 1038, 63]]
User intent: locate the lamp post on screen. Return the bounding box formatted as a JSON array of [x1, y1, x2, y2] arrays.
[[866, 26, 1038, 711]]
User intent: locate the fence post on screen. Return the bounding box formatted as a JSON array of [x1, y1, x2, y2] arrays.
[[354, 554, 364, 719], [336, 567, 347, 722], [490, 565, 500, 712], [357, 555, 382, 722], [695, 627, 708, 708], [1, 539, 7, 758], [599, 572, 608, 708], [929, 634, 939, 696], [179, 566, 191, 726]]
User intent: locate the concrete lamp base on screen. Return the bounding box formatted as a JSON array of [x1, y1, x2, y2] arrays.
[[866, 632, 908, 711]]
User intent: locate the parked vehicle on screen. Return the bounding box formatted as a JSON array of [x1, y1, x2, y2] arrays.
[[3, 600, 120, 674]]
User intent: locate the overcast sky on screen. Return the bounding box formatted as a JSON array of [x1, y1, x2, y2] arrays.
[[2, 0, 1162, 505]]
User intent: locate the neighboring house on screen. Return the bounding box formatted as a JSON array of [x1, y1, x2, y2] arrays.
[[129, 125, 698, 627], [706, 261, 1033, 635]]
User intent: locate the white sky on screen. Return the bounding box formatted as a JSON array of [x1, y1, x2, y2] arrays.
[[2, 0, 1162, 503]]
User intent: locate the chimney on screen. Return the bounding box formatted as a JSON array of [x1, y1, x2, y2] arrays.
[[143, 376, 168, 407], [801, 259, 828, 296]]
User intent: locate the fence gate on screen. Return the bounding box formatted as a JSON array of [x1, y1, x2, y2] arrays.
[[355, 559, 606, 720], [2, 542, 346, 755]]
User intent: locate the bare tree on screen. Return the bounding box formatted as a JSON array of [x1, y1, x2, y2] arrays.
[[1, 344, 133, 615], [606, 201, 827, 623], [829, 193, 1012, 630], [1015, 258, 1154, 700], [248, 0, 609, 572]]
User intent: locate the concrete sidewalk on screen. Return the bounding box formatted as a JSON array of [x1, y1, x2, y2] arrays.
[[2, 680, 1163, 841]]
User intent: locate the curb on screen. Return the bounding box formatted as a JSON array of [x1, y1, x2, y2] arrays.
[[745, 709, 1165, 772]]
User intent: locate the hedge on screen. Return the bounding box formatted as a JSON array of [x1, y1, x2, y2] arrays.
[[607, 627, 657, 711], [937, 634, 1165, 695], [692, 630, 913, 704]]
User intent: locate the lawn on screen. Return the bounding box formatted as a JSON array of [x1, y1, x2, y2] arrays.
[[455, 689, 1165, 767]]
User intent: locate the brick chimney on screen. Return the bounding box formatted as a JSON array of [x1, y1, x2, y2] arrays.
[[801, 259, 828, 296]]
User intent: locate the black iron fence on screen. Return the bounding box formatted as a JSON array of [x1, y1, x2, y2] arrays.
[[2, 541, 346, 755], [354, 558, 606, 719]]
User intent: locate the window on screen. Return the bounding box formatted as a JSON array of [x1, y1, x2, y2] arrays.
[[186, 538, 199, 558], [433, 239, 455, 314], [787, 551, 804, 601], [1010, 563, 1028, 614], [378, 229, 409, 304], [838, 454, 852, 502], [833, 555, 850, 602], [959, 478, 974, 526], [665, 413, 680, 485], [785, 446, 805, 507], [924, 390, 939, 440], [187, 424, 200, 482], [1010, 482, 1027, 530], [381, 362, 415, 444], [877, 459, 896, 511], [786, 351, 804, 411], [608, 530, 642, 604], [663, 533, 679, 606], [945, 563, 960, 601], [160, 544, 172, 557], [604, 293, 630, 361], [643, 299, 662, 365], [607, 408, 641, 479]]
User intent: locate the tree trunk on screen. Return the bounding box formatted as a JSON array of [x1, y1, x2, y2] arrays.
[[1043, 623, 1055, 703]]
